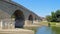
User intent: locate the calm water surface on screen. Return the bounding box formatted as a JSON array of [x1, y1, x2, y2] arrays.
[[36, 26, 55, 34]]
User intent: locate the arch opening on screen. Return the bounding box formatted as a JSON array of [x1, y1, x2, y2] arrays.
[[11, 10, 25, 28], [28, 15, 33, 24]]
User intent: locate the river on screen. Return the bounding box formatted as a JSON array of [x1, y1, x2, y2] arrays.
[[36, 26, 56, 34]]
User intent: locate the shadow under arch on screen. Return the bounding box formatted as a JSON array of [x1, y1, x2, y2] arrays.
[[11, 10, 25, 28], [28, 14, 33, 24]]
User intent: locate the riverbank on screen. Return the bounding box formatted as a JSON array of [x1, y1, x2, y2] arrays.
[[0, 29, 34, 34], [24, 25, 42, 34], [24, 22, 48, 34], [24, 22, 60, 34], [50, 22, 60, 34]]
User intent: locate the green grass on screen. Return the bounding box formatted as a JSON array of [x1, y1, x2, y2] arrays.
[[51, 26, 60, 34], [50, 22, 60, 34], [56, 27, 60, 34], [47, 22, 56, 26]]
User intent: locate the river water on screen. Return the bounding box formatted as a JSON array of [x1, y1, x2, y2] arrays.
[[36, 26, 56, 34]]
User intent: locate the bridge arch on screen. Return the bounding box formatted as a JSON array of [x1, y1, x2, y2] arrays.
[[28, 14, 33, 24], [11, 10, 25, 28]]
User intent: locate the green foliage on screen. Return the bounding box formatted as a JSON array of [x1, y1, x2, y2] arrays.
[[46, 10, 60, 22], [56, 10, 60, 18], [46, 15, 52, 22]]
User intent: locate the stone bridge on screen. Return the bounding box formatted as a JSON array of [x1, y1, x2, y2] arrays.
[[0, 0, 41, 29]]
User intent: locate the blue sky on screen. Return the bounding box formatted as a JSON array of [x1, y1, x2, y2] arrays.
[[12, 0, 60, 17]]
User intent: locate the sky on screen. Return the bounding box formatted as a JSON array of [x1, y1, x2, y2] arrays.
[[12, 0, 60, 17]]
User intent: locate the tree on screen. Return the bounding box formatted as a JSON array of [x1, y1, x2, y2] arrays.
[[46, 15, 52, 22], [55, 10, 60, 22], [46, 10, 60, 22], [51, 12, 57, 22], [55, 10, 60, 18]]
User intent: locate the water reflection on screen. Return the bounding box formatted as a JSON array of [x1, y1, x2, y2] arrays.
[[36, 26, 55, 34]]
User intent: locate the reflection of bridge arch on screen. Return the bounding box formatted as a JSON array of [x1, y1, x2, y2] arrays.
[[28, 15, 33, 24], [12, 10, 25, 28]]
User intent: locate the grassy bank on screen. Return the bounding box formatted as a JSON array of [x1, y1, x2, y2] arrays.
[[51, 26, 60, 34], [50, 22, 60, 34], [48, 22, 56, 26]]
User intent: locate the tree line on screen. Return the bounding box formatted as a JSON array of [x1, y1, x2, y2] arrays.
[[46, 10, 60, 22]]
